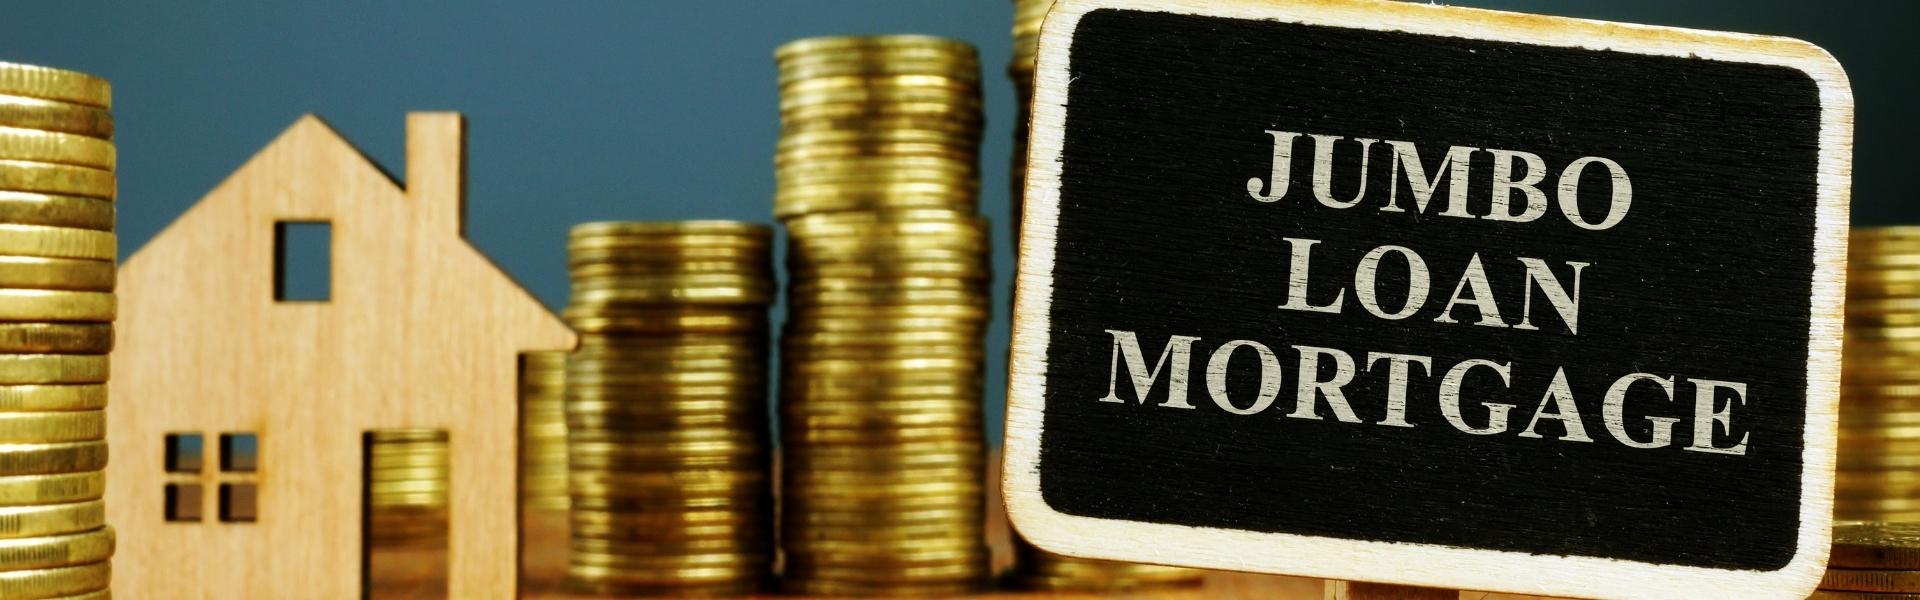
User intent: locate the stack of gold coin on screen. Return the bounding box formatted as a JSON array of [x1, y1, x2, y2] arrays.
[[775, 35, 991, 596], [1011, 538, 1203, 592], [1841, 227, 1920, 522], [365, 429, 449, 548], [1008, 0, 1050, 234], [521, 351, 569, 511], [562, 221, 774, 597], [0, 61, 116, 599], [1815, 521, 1920, 598]]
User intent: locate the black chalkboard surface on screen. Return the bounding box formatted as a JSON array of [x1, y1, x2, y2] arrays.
[[1002, 1, 1852, 598]]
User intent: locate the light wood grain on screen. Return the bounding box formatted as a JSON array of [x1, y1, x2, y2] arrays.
[[106, 112, 575, 599], [1004, 0, 1851, 598]]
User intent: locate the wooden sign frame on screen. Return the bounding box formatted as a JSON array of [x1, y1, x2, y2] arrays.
[[1003, 0, 1851, 598]]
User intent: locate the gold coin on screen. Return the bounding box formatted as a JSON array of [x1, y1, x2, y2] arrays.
[[0, 257, 112, 292], [0, 96, 111, 140], [0, 526, 112, 570], [570, 220, 771, 238], [0, 412, 102, 444], [776, 35, 976, 58], [0, 355, 106, 385], [784, 506, 978, 528], [0, 290, 117, 322], [0, 471, 103, 505], [785, 207, 981, 226], [0, 224, 113, 260], [778, 63, 981, 88], [1836, 522, 1920, 570], [781, 74, 981, 98], [568, 261, 768, 278], [0, 442, 107, 476], [775, 192, 975, 217], [792, 261, 989, 280], [0, 324, 111, 354], [789, 246, 985, 265], [0, 561, 110, 597], [0, 63, 109, 109], [0, 127, 112, 171], [570, 288, 772, 306], [0, 191, 112, 231], [0, 499, 103, 539], [0, 162, 113, 203], [0, 386, 106, 412]]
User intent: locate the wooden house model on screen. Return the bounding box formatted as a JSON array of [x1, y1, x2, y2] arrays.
[[105, 112, 575, 597]]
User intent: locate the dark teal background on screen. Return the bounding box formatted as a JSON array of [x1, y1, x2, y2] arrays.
[[0, 1, 1911, 442]]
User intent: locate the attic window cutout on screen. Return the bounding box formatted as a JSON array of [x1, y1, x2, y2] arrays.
[[220, 433, 258, 472], [165, 433, 203, 473], [219, 483, 258, 522], [165, 483, 203, 522], [274, 221, 331, 301]]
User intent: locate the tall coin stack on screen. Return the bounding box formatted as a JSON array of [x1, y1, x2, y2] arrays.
[[775, 35, 991, 596], [1841, 227, 1920, 522], [1815, 522, 1920, 598], [0, 61, 117, 599], [563, 221, 774, 597]]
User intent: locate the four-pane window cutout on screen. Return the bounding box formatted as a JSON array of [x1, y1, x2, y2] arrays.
[[165, 431, 261, 524]]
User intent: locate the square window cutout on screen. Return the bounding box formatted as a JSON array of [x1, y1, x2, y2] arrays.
[[220, 433, 258, 473], [219, 483, 257, 522], [165, 483, 203, 522], [165, 433, 203, 473]]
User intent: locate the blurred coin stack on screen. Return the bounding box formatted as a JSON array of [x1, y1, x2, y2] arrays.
[[365, 429, 450, 549], [774, 35, 991, 596], [521, 351, 569, 511], [1007, 0, 1049, 235], [1841, 227, 1920, 522], [0, 61, 117, 599], [563, 221, 774, 597], [1815, 521, 1920, 598], [1010, 539, 1203, 592]]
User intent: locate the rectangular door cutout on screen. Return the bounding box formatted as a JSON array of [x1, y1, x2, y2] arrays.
[[362, 429, 449, 600]]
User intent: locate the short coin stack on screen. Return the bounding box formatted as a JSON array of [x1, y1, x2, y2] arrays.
[[365, 429, 450, 549], [775, 35, 992, 596], [1011, 538, 1204, 592], [1840, 227, 1920, 522], [1815, 521, 1920, 598], [0, 61, 117, 599], [563, 221, 774, 597], [521, 351, 569, 512]]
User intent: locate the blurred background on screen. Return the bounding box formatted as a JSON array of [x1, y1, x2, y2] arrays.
[[1, 0, 1912, 443]]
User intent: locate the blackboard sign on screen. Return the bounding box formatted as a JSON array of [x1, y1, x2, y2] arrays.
[[1002, 0, 1852, 597]]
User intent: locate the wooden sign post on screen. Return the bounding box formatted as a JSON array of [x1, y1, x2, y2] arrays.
[[1002, 1, 1852, 598]]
